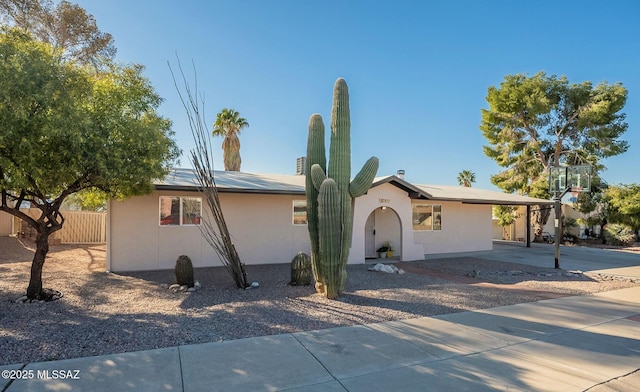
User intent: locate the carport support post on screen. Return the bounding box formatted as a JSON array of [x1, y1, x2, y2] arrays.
[[526, 205, 531, 248], [554, 184, 562, 269], [554, 196, 561, 268]]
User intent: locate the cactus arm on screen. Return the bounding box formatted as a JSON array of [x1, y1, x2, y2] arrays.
[[317, 178, 342, 299], [310, 164, 327, 191], [306, 114, 326, 291], [306, 114, 326, 175], [349, 156, 379, 198]]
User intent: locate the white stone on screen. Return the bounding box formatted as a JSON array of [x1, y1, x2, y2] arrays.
[[251, 281, 260, 288], [15, 295, 28, 303], [187, 287, 196, 292], [194, 281, 201, 288], [370, 263, 401, 274]]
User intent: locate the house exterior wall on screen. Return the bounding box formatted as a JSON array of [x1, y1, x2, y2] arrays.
[[108, 190, 309, 272], [108, 183, 497, 272], [413, 201, 493, 254]]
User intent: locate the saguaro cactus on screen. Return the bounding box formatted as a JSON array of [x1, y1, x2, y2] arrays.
[[306, 78, 379, 299]]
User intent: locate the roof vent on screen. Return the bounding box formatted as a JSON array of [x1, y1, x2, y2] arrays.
[[397, 170, 405, 180], [296, 157, 306, 175]]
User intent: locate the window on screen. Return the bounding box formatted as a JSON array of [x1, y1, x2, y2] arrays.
[[181, 197, 202, 225], [159, 196, 201, 226], [412, 204, 442, 231], [293, 200, 307, 225]]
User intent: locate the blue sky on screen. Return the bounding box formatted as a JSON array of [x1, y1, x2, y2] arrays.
[[75, 0, 639, 191]]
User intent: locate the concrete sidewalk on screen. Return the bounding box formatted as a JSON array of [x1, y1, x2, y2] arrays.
[[2, 285, 639, 392]]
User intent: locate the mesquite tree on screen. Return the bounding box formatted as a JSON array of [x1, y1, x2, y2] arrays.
[[0, 28, 179, 300]]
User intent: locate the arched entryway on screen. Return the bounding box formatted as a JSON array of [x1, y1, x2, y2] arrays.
[[364, 206, 402, 259]]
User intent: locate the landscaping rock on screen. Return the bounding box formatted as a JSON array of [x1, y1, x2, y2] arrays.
[[14, 295, 28, 304], [368, 263, 405, 274]]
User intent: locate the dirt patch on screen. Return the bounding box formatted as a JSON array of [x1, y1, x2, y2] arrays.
[[0, 237, 37, 263]]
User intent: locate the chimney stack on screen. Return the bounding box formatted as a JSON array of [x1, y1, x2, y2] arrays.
[[397, 169, 405, 180]]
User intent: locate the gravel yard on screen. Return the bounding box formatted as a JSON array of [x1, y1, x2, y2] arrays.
[[1, 237, 639, 366]]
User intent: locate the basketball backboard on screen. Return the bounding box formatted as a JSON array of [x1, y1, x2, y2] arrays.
[[549, 165, 591, 193]]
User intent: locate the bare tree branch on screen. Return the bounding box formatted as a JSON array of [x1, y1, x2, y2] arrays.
[[169, 57, 249, 289]]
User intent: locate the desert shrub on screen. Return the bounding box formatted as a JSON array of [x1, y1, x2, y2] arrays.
[[603, 223, 636, 246]]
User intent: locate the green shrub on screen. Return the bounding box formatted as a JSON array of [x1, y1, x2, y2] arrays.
[[603, 223, 636, 246]]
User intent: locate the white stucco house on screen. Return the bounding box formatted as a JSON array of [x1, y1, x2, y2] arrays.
[[106, 168, 553, 272]]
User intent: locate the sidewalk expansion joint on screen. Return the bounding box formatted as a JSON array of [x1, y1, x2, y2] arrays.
[[1, 363, 27, 392], [177, 347, 185, 392], [291, 333, 348, 390], [583, 367, 640, 391]]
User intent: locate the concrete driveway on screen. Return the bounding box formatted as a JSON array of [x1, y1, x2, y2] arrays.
[[428, 240, 640, 279]]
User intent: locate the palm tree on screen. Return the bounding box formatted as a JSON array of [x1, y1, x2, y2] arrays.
[[457, 170, 476, 187], [212, 108, 249, 171]]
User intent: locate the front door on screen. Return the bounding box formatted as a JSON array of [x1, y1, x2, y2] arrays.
[[365, 212, 376, 258]]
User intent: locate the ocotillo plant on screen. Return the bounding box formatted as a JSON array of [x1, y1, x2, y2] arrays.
[[306, 78, 379, 299]]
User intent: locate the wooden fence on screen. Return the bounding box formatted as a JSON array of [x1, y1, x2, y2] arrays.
[[12, 209, 106, 244], [0, 211, 12, 236]]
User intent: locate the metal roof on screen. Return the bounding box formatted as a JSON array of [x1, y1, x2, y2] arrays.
[[371, 176, 552, 205], [156, 169, 553, 205], [155, 168, 306, 194], [415, 183, 553, 205]]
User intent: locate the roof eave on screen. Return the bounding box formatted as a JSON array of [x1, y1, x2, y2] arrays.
[[154, 185, 305, 195], [372, 176, 432, 199]]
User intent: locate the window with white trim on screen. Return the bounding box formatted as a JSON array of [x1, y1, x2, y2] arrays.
[[293, 200, 307, 225], [159, 196, 202, 226], [412, 204, 442, 231]]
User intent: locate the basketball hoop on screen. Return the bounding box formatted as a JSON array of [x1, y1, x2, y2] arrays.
[[549, 165, 591, 270], [549, 165, 591, 194]]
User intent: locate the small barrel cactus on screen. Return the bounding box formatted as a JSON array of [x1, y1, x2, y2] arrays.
[[175, 255, 195, 287], [290, 252, 312, 286]]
